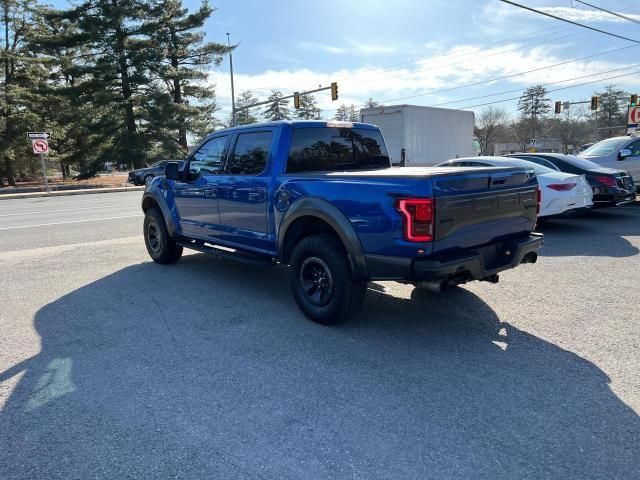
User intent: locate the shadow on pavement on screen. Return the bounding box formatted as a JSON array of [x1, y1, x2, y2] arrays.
[[1, 255, 638, 479], [537, 207, 640, 257]]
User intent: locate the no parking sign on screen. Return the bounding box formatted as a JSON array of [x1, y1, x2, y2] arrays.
[[32, 139, 49, 155]]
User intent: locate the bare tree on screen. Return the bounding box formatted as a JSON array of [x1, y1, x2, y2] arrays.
[[474, 106, 509, 155]]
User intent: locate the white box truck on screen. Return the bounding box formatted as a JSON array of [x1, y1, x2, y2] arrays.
[[360, 104, 476, 166]]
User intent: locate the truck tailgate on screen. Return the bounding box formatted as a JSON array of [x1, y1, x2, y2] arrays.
[[430, 168, 538, 254]]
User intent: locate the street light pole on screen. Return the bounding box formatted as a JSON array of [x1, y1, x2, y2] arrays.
[[226, 33, 236, 127]]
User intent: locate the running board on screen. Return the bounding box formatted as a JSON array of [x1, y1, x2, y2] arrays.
[[177, 238, 275, 265]]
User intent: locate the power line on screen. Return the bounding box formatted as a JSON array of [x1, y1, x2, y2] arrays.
[[499, 0, 640, 43], [245, 25, 571, 94], [457, 68, 640, 110], [574, 0, 640, 25], [365, 43, 639, 108], [429, 64, 640, 107]]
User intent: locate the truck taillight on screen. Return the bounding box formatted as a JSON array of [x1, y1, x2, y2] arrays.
[[536, 188, 541, 215], [396, 198, 434, 242]]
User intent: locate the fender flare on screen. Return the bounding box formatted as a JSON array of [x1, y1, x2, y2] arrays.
[[141, 188, 177, 237], [278, 197, 369, 281]]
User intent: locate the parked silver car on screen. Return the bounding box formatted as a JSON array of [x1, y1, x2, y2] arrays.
[[579, 136, 640, 182]]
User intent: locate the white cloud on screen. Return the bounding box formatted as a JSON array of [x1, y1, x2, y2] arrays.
[[298, 41, 347, 55], [539, 6, 640, 24], [210, 41, 639, 117]]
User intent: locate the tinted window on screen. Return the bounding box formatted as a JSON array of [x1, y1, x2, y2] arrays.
[[286, 127, 390, 173], [514, 156, 559, 171], [190, 136, 227, 178], [227, 132, 272, 175]]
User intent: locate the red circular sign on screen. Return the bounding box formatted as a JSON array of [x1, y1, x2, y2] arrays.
[[32, 139, 48, 154], [630, 107, 640, 124]]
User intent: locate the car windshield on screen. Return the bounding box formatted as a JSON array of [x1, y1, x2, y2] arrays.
[[581, 138, 629, 156]]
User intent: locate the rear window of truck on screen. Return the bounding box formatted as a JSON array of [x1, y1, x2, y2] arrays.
[[286, 127, 390, 173]]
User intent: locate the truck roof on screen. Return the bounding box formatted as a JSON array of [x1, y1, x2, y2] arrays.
[[207, 120, 379, 137]]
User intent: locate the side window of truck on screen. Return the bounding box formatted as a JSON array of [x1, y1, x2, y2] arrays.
[[627, 140, 640, 156], [227, 131, 273, 175], [189, 136, 228, 178]]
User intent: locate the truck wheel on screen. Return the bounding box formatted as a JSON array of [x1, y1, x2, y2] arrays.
[[289, 234, 367, 325], [144, 207, 183, 264]]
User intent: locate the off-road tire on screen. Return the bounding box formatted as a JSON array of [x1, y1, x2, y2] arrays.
[[289, 234, 367, 325], [143, 207, 183, 264]]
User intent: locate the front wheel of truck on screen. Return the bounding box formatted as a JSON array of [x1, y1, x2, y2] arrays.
[[144, 207, 183, 264], [289, 234, 367, 325]]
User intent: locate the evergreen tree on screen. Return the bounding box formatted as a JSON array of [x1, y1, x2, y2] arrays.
[[263, 90, 291, 121], [147, 0, 228, 153], [334, 104, 349, 121], [517, 85, 551, 139], [43, 0, 156, 173], [364, 97, 379, 108], [295, 92, 318, 120], [335, 104, 359, 121], [1, 0, 47, 186], [595, 84, 628, 137], [231, 90, 259, 125]]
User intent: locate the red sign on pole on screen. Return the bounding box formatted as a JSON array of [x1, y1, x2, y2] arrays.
[[32, 139, 49, 155]]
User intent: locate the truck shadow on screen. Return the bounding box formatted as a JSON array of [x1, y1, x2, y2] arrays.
[[537, 207, 640, 257], [1, 256, 638, 478]]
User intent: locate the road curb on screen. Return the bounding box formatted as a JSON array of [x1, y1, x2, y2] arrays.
[[0, 186, 145, 200]]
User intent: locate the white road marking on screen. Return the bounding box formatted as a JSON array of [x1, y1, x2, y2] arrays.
[[0, 204, 134, 217], [0, 215, 141, 230]]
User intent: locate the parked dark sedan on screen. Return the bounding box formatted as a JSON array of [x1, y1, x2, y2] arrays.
[[507, 153, 636, 208], [128, 160, 183, 185]]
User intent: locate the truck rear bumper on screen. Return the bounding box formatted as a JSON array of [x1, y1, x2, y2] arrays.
[[365, 233, 544, 282]]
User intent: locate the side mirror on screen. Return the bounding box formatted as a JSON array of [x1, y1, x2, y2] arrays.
[[619, 148, 632, 160], [165, 161, 180, 180]]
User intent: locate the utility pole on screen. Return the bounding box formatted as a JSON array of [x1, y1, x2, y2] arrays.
[[226, 33, 236, 127]]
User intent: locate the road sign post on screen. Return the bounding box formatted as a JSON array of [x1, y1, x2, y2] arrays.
[[30, 136, 50, 192]]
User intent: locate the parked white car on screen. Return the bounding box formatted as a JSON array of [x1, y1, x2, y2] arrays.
[[435, 156, 593, 218]]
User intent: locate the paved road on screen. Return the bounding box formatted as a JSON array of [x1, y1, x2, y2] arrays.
[[1, 192, 639, 479]]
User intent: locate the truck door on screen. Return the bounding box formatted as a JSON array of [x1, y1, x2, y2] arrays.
[[173, 135, 228, 240], [216, 130, 274, 252]]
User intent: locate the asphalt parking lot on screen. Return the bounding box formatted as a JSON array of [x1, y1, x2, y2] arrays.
[[1, 192, 639, 479]]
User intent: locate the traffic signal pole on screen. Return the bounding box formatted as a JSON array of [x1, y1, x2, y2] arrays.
[[235, 83, 338, 113]]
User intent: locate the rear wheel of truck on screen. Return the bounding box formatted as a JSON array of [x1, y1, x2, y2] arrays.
[[144, 207, 183, 264], [289, 234, 367, 325]]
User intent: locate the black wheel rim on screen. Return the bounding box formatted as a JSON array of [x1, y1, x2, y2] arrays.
[[147, 222, 161, 253], [299, 257, 334, 307]]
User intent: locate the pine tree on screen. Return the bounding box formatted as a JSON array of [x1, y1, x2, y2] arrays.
[[43, 0, 156, 173], [347, 104, 359, 122], [295, 92, 318, 120], [334, 104, 349, 121], [1, 0, 47, 186], [231, 90, 259, 125], [364, 97, 379, 108], [263, 90, 291, 121], [595, 84, 628, 137], [517, 85, 551, 140], [147, 0, 228, 153]]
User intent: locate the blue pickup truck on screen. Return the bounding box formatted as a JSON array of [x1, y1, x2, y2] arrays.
[[141, 120, 543, 324]]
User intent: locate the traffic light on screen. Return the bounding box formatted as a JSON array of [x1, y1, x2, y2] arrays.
[[554, 101, 561, 114], [294, 93, 300, 109], [330, 82, 338, 101], [631, 94, 638, 106], [590, 96, 600, 111]]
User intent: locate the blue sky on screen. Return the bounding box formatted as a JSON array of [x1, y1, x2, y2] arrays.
[[51, 0, 640, 119], [200, 0, 640, 119]]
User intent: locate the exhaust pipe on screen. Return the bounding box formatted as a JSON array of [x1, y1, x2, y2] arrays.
[[417, 280, 449, 294], [521, 252, 538, 264]]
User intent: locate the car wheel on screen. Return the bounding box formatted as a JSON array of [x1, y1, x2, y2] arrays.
[[289, 234, 367, 325], [144, 174, 153, 184], [143, 207, 183, 264]]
